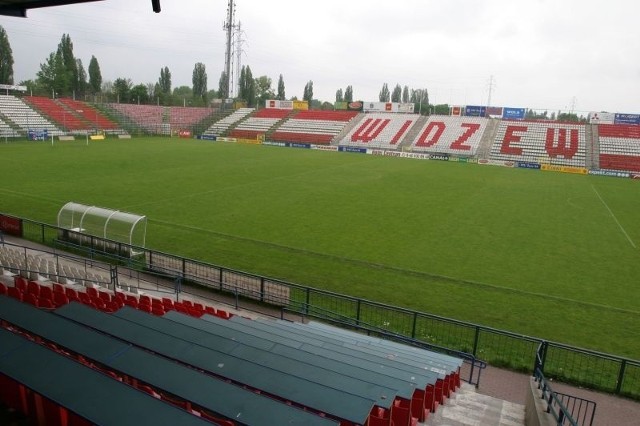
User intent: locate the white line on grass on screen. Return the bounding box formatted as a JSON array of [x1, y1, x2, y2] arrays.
[[592, 185, 636, 249]]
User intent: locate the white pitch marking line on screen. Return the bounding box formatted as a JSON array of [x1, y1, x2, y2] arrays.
[[592, 185, 636, 249]]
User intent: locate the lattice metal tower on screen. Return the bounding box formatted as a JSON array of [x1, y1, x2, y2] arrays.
[[223, 0, 236, 99]]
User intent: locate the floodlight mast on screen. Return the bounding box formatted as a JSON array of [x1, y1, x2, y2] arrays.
[[223, 0, 236, 99]]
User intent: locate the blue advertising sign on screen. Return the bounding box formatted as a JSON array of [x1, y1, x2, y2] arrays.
[[27, 129, 48, 141], [464, 105, 486, 117], [338, 146, 367, 154], [614, 113, 640, 125], [516, 161, 541, 170], [289, 143, 311, 149], [502, 107, 526, 120]]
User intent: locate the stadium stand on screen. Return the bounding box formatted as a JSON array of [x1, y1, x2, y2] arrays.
[[57, 98, 120, 130], [269, 110, 359, 145], [598, 124, 640, 173], [107, 104, 165, 134], [338, 113, 419, 150], [0, 116, 20, 138], [489, 121, 587, 167], [0, 238, 467, 426], [0, 95, 62, 136], [203, 107, 254, 137], [169, 106, 216, 129], [228, 108, 291, 139], [409, 116, 490, 155], [24, 96, 90, 131]]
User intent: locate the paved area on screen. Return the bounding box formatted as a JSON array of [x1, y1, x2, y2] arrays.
[[2, 234, 640, 425]]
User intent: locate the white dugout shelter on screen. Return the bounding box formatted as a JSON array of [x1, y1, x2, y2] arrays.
[[57, 202, 147, 250]]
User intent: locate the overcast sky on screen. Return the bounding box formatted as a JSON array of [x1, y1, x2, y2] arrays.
[[1, 0, 638, 113]]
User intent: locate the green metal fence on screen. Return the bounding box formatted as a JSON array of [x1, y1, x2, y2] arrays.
[[5, 214, 640, 400]]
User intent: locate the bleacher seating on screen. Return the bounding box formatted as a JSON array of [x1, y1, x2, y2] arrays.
[[0, 95, 62, 136], [0, 116, 19, 138], [1, 247, 461, 426], [489, 121, 587, 167], [57, 98, 119, 130], [338, 113, 419, 150], [269, 110, 359, 145], [107, 104, 165, 133], [228, 108, 291, 139], [598, 124, 640, 173], [169, 106, 216, 129], [24, 96, 90, 131], [409, 116, 489, 155], [203, 107, 254, 137]]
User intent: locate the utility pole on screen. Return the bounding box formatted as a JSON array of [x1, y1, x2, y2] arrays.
[[223, 0, 236, 100], [233, 22, 246, 98], [486, 75, 495, 108]]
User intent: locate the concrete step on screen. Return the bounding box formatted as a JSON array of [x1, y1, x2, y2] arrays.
[[424, 383, 525, 426]]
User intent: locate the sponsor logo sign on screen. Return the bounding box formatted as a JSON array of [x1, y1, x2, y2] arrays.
[[216, 137, 237, 142], [429, 153, 449, 161], [338, 146, 367, 153], [588, 112, 615, 124], [478, 159, 515, 167], [614, 113, 640, 125], [347, 101, 363, 111], [502, 107, 526, 120], [198, 134, 216, 140], [541, 164, 587, 174], [290, 143, 311, 149], [311, 145, 338, 151], [178, 130, 191, 138], [28, 129, 48, 141], [588, 169, 631, 178], [464, 105, 486, 117], [0, 215, 22, 237], [516, 161, 541, 170]]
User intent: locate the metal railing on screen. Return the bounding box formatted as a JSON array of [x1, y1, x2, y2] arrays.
[[4, 214, 640, 400], [535, 343, 597, 426]]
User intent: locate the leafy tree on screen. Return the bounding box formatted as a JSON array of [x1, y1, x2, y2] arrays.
[[433, 104, 450, 115], [146, 82, 156, 101], [379, 83, 390, 102], [113, 77, 132, 103], [238, 66, 255, 106], [174, 86, 194, 107], [130, 84, 149, 104], [36, 34, 81, 97], [303, 80, 314, 103], [335, 88, 343, 102], [37, 51, 67, 97], [410, 88, 429, 114], [320, 101, 333, 110], [76, 58, 87, 98], [254, 75, 274, 107], [277, 74, 285, 100], [344, 85, 353, 102], [157, 66, 172, 105], [0, 25, 14, 85], [158, 66, 171, 94], [88, 55, 102, 94], [59, 34, 78, 95], [218, 71, 228, 99], [557, 112, 581, 122], [192, 62, 207, 103], [19, 79, 46, 96], [402, 86, 410, 103], [391, 84, 402, 102]]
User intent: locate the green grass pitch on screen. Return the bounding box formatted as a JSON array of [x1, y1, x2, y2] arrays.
[[1, 137, 639, 359]]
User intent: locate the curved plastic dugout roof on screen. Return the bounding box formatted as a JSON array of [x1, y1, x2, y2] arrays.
[[57, 202, 147, 248]]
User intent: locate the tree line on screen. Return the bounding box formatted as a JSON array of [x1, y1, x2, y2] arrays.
[[0, 26, 444, 114]]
